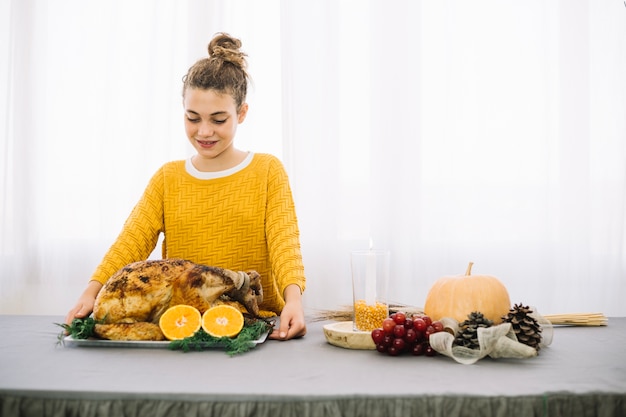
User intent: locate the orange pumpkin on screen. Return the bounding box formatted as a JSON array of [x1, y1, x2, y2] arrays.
[[423, 262, 511, 324]]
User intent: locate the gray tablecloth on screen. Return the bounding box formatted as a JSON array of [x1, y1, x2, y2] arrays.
[[1, 315, 625, 417]]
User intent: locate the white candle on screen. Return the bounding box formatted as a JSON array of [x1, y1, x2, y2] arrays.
[[365, 241, 376, 304]]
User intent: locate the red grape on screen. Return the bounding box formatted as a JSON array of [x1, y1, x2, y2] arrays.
[[371, 328, 385, 344], [393, 324, 406, 339], [413, 330, 424, 341], [393, 311, 406, 325], [412, 342, 427, 356], [392, 337, 406, 352], [413, 318, 427, 332], [404, 328, 418, 344], [432, 320, 444, 332], [424, 325, 435, 339], [404, 318, 413, 329], [382, 318, 395, 334], [422, 315, 432, 327], [376, 343, 387, 353], [387, 346, 401, 356], [425, 345, 437, 356]]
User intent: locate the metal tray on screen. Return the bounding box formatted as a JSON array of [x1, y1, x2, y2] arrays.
[[62, 331, 269, 349]]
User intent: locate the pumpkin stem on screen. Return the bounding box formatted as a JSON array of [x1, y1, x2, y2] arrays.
[[465, 262, 474, 276]]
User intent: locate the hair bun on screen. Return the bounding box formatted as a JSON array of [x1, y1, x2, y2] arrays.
[[208, 32, 247, 68]]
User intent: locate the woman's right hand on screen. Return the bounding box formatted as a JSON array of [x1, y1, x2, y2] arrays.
[[64, 280, 103, 326]]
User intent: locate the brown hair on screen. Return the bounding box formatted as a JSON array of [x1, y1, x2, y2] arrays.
[[182, 33, 249, 111]]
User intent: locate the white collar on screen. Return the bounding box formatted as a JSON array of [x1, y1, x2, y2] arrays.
[[185, 152, 254, 179]]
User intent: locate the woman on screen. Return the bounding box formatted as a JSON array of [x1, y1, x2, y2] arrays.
[[65, 33, 306, 340]]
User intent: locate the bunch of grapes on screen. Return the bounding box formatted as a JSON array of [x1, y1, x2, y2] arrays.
[[370, 312, 445, 356]]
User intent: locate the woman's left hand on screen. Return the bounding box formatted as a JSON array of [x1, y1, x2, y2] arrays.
[[269, 284, 306, 340]]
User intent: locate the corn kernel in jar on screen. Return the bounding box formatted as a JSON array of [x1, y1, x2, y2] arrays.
[[354, 299, 388, 332]]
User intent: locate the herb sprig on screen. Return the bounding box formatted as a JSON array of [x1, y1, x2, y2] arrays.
[[169, 320, 273, 356], [56, 317, 99, 342]]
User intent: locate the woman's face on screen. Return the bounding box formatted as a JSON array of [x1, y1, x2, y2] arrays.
[[183, 88, 248, 166]]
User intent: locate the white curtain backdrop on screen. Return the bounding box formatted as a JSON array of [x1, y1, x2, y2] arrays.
[[1, 0, 625, 318]]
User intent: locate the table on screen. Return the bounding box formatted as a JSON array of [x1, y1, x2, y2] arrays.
[[1, 315, 625, 417]]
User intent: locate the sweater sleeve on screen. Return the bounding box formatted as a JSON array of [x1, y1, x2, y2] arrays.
[[90, 168, 165, 285], [264, 156, 306, 295]]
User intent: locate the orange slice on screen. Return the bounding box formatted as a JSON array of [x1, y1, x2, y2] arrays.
[[159, 305, 202, 340], [201, 304, 245, 338]]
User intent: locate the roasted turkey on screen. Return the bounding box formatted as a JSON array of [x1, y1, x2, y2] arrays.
[[92, 259, 263, 341]]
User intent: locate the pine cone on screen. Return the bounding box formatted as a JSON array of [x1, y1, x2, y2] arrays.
[[502, 303, 542, 351], [454, 311, 493, 349]]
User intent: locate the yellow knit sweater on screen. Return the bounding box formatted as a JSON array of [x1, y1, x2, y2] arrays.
[[90, 153, 306, 314]]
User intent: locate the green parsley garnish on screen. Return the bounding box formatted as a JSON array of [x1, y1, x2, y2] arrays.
[[169, 320, 273, 356], [56, 317, 99, 342]]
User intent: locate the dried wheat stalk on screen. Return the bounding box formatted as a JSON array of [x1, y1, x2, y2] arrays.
[[312, 306, 608, 327], [543, 313, 608, 326], [311, 303, 424, 322]]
